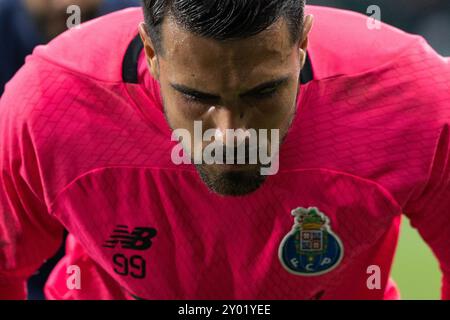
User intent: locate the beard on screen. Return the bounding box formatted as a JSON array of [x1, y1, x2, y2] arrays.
[[163, 86, 300, 197], [196, 163, 268, 196]]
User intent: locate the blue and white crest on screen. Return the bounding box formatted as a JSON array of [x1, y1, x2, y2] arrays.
[[278, 207, 344, 276]]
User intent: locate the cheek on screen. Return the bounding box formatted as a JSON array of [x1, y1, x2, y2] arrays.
[[254, 90, 297, 127], [159, 85, 184, 122], [177, 99, 211, 121], [163, 89, 207, 121], [160, 91, 182, 129]]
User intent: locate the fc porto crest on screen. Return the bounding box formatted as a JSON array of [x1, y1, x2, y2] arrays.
[[278, 207, 344, 276]]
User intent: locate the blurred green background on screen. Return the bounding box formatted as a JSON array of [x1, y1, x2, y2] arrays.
[[391, 217, 441, 300]]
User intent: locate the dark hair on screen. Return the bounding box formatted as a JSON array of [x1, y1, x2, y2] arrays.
[[142, 0, 305, 54]]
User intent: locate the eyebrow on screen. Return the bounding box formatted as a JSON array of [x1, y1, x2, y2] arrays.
[[170, 84, 220, 100], [170, 76, 290, 100]]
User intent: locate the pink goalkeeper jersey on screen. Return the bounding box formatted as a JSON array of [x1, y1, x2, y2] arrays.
[[1, 6, 449, 300]]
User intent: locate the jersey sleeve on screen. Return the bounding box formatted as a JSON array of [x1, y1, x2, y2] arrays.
[[402, 39, 450, 300], [0, 58, 64, 300]]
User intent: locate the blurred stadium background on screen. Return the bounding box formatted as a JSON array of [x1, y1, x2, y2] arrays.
[[1, 0, 448, 299]]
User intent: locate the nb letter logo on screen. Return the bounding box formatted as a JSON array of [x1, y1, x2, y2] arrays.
[[103, 225, 157, 251]]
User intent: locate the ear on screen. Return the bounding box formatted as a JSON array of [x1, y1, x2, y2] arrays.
[[138, 22, 160, 81], [299, 14, 314, 69]]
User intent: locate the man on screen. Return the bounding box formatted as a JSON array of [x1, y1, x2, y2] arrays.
[[0, 0, 141, 95], [0, 1, 449, 299]]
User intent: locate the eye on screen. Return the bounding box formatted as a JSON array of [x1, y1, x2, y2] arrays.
[[254, 86, 278, 99], [182, 93, 216, 104], [182, 93, 201, 102]]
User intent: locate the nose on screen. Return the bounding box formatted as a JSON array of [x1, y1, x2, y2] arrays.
[[209, 106, 248, 147]]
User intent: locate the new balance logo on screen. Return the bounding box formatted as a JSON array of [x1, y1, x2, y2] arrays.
[[103, 225, 157, 250]]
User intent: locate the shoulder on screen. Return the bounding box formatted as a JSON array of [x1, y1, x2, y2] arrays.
[[306, 5, 429, 79]]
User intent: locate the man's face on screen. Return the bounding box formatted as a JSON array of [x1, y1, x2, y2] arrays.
[[147, 17, 305, 196]]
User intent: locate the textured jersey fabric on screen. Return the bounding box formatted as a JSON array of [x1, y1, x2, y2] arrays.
[[1, 6, 449, 299]]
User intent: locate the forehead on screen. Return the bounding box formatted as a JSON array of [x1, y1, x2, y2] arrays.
[[159, 16, 296, 87]]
